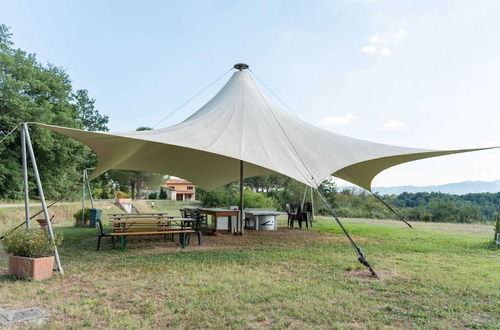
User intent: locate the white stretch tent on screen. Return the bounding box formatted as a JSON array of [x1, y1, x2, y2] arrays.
[[33, 67, 494, 191], [28, 64, 497, 276]]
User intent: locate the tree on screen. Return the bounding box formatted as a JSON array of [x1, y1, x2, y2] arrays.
[[73, 89, 109, 132], [0, 25, 108, 199]]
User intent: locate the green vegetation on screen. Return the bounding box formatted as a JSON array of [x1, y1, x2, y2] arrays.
[[199, 176, 500, 224], [0, 24, 109, 200], [2, 228, 62, 258], [0, 203, 498, 328]]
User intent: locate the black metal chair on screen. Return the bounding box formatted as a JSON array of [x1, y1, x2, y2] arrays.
[[194, 210, 208, 229], [300, 202, 313, 229], [288, 203, 303, 228], [96, 218, 115, 250], [286, 203, 296, 227], [182, 214, 203, 246]]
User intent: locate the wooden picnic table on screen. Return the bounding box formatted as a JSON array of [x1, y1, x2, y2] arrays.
[[197, 208, 241, 235], [109, 213, 171, 218], [110, 214, 175, 221], [111, 218, 197, 249]]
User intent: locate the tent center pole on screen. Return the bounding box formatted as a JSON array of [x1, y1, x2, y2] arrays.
[[239, 160, 244, 235], [23, 123, 64, 275]]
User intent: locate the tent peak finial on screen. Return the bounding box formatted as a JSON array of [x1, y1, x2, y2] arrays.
[[234, 63, 249, 71]]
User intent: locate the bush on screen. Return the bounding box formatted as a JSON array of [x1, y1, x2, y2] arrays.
[[159, 189, 168, 199], [73, 208, 90, 226], [148, 192, 158, 199], [116, 191, 131, 198], [198, 187, 278, 209], [2, 228, 63, 258]]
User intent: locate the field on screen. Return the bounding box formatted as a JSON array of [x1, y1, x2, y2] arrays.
[[0, 200, 499, 329]]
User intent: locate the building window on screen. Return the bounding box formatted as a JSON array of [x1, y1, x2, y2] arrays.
[[187, 186, 193, 190]]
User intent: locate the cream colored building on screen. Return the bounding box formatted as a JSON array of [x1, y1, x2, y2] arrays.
[[160, 178, 196, 201]]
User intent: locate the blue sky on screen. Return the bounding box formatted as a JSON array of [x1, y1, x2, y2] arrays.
[[1, 0, 499, 187]]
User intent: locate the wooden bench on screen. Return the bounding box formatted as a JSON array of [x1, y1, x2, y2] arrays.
[[97, 218, 201, 250]]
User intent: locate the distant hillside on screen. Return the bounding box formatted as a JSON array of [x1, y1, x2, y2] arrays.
[[372, 180, 500, 195]]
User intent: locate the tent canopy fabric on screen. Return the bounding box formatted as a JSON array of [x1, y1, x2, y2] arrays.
[[33, 70, 495, 191]]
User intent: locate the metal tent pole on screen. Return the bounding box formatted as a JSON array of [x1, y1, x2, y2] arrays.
[[21, 125, 30, 228], [239, 160, 244, 235], [85, 170, 94, 208], [81, 169, 86, 226], [310, 186, 314, 221], [23, 123, 64, 275], [301, 185, 308, 208], [316, 187, 377, 277]]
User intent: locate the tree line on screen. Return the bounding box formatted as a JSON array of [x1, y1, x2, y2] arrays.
[[197, 177, 499, 223]]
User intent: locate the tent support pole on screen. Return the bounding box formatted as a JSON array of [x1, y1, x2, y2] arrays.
[[310, 187, 314, 221], [23, 123, 64, 275], [81, 169, 86, 226], [239, 160, 244, 235], [85, 170, 94, 208], [371, 192, 412, 228], [316, 188, 378, 278], [21, 125, 30, 228], [301, 185, 308, 208]]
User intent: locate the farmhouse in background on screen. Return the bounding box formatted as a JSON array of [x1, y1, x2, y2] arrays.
[[160, 178, 196, 201]]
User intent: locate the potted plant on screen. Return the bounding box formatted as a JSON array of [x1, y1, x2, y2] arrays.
[[2, 228, 62, 281], [73, 208, 90, 227]]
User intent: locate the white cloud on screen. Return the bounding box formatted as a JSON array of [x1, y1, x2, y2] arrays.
[[382, 120, 406, 129], [379, 48, 392, 56], [319, 114, 358, 126], [370, 34, 387, 44], [361, 45, 377, 53], [396, 28, 408, 38]]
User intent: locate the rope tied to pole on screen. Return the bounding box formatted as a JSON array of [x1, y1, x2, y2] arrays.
[[0, 124, 19, 145], [371, 192, 413, 228], [152, 68, 234, 128]]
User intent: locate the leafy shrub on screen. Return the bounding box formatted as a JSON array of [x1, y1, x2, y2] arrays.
[[198, 187, 278, 209], [116, 191, 131, 198], [243, 189, 279, 209], [159, 189, 168, 199], [148, 192, 158, 199], [2, 228, 63, 258], [73, 208, 90, 226]]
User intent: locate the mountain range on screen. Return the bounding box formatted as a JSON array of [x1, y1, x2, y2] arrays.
[[371, 180, 500, 195]]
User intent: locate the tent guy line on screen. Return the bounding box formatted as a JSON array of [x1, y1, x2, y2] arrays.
[[151, 68, 234, 129]]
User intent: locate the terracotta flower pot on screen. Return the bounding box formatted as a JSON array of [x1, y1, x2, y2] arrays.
[[9, 255, 55, 281]]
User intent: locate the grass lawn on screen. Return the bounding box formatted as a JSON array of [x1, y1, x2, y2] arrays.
[[0, 201, 498, 328]]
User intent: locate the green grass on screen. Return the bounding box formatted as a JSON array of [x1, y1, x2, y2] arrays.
[[0, 201, 498, 329]]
